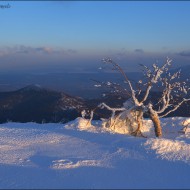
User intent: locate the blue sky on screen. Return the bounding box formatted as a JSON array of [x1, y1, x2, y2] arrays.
[[0, 1, 190, 73]]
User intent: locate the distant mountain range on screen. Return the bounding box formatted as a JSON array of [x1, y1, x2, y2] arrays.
[[0, 85, 87, 123], [0, 84, 189, 124], [0, 72, 142, 98]]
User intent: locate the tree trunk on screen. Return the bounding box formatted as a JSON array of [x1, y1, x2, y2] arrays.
[[131, 107, 146, 137], [149, 111, 162, 137]]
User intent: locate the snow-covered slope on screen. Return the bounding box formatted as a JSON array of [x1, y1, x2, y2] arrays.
[[0, 117, 190, 188]]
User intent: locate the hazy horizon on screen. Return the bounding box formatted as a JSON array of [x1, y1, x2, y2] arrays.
[[0, 1, 190, 74]]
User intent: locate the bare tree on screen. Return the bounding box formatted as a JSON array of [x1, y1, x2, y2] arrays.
[[97, 57, 190, 137]]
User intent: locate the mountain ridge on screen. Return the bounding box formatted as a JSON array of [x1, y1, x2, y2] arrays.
[[0, 84, 189, 124]]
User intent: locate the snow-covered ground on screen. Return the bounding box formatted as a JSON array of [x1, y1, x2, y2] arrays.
[[0, 117, 190, 189]]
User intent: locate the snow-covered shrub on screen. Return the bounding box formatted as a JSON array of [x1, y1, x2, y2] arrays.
[[101, 109, 139, 134], [94, 58, 190, 137]]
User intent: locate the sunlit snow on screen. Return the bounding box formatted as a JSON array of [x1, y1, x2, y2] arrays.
[[0, 117, 190, 188]]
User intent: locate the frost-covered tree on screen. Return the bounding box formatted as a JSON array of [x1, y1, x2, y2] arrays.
[[94, 58, 190, 137]]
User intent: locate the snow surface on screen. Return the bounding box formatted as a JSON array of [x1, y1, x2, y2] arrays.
[[0, 117, 190, 188]]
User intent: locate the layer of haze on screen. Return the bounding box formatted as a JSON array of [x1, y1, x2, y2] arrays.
[[0, 1, 190, 73], [0, 1, 190, 96]]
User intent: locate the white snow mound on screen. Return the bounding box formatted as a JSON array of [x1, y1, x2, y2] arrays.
[[0, 117, 190, 188]]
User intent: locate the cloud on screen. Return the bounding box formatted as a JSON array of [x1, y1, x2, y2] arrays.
[[34, 47, 54, 54], [67, 49, 77, 54], [0, 50, 7, 57], [16, 45, 34, 54], [0, 46, 12, 57], [0, 45, 77, 56], [17, 46, 58, 55], [178, 51, 190, 57], [134, 49, 144, 53]]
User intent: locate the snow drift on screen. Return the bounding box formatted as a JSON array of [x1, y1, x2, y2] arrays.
[[0, 117, 190, 188]]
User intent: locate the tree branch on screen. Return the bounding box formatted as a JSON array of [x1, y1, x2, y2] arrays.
[[102, 58, 141, 106], [160, 98, 190, 118], [139, 58, 172, 104]]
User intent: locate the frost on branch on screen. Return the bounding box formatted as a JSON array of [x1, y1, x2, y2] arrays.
[[97, 100, 145, 137], [181, 119, 190, 134], [81, 110, 94, 127], [97, 57, 190, 138]]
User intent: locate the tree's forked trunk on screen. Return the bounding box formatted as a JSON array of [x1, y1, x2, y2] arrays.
[[150, 112, 162, 137], [131, 108, 146, 137], [148, 104, 162, 137]]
